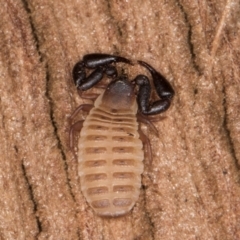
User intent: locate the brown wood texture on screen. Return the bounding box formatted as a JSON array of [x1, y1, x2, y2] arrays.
[[0, 0, 240, 239]]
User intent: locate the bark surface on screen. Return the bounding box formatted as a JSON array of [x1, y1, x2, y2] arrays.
[[0, 0, 240, 239]]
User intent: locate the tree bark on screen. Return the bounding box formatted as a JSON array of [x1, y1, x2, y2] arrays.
[[0, 0, 240, 239]]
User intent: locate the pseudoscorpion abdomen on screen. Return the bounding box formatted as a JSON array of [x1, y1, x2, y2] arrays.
[[71, 54, 174, 216], [78, 106, 144, 217]]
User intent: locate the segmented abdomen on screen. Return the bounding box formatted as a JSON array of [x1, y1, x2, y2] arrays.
[[78, 106, 144, 216]]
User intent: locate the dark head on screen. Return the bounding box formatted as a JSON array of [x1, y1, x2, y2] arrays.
[[99, 75, 136, 112]]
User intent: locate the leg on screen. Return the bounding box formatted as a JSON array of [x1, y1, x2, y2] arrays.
[[77, 89, 100, 100], [138, 127, 152, 164], [69, 104, 93, 157], [133, 61, 175, 115], [146, 115, 166, 122], [69, 120, 84, 153], [137, 112, 159, 137], [69, 104, 93, 122]]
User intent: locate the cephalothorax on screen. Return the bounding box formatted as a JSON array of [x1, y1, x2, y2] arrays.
[[70, 53, 174, 217]]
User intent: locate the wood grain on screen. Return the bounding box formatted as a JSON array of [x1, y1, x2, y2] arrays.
[[0, 0, 240, 239]]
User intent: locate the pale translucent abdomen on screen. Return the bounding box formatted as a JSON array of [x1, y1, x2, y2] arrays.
[[78, 106, 144, 217]]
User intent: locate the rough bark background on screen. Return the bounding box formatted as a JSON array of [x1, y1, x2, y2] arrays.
[[0, 0, 240, 239]]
